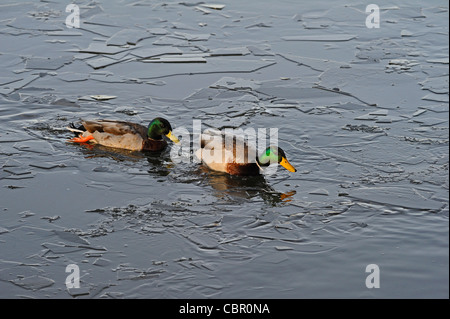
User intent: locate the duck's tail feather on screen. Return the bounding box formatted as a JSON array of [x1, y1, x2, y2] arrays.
[[66, 122, 85, 135]]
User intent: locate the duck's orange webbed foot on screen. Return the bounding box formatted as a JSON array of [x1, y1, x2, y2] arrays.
[[280, 190, 296, 202], [68, 134, 95, 143]]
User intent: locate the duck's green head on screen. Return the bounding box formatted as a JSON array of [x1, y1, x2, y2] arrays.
[[147, 118, 180, 143], [257, 146, 297, 173]]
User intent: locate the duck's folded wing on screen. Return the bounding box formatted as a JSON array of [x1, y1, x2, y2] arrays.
[[199, 130, 257, 164], [82, 120, 147, 137]]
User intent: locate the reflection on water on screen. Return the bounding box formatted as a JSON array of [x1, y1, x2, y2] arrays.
[[73, 142, 146, 162], [71, 141, 295, 205], [72, 142, 174, 176], [70, 143, 296, 206], [198, 166, 296, 206]]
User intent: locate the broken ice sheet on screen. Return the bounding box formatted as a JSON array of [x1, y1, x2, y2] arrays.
[[3, 165, 32, 176], [411, 117, 449, 126], [282, 34, 357, 42], [78, 23, 121, 38], [386, 59, 420, 72], [90, 95, 117, 101], [88, 72, 132, 84], [210, 76, 260, 90], [142, 54, 207, 63], [347, 187, 443, 211], [245, 22, 273, 29], [41, 215, 60, 223], [7, 16, 63, 32], [257, 85, 339, 101], [195, 6, 212, 14], [82, 13, 128, 27], [412, 109, 427, 117], [106, 29, 154, 46], [67, 287, 90, 297], [309, 188, 329, 196], [152, 36, 189, 46], [114, 106, 138, 115], [302, 21, 330, 29], [131, 46, 182, 59], [418, 75, 449, 94], [400, 30, 414, 37], [10, 275, 55, 291], [422, 92, 449, 103], [86, 56, 131, 69], [79, 3, 104, 19], [171, 32, 211, 41], [426, 58, 449, 64], [390, 6, 426, 19], [317, 65, 406, 106], [278, 53, 348, 72], [52, 230, 90, 245], [50, 98, 80, 107], [25, 56, 73, 70], [147, 28, 169, 35], [41, 242, 103, 254], [204, 116, 248, 130], [29, 162, 66, 169], [45, 39, 66, 44], [355, 38, 420, 62], [126, 58, 276, 79], [184, 232, 220, 249], [57, 72, 89, 82], [0, 76, 23, 86], [13, 140, 55, 155], [171, 22, 198, 30], [418, 104, 448, 113], [247, 45, 273, 56], [200, 4, 226, 10], [209, 47, 251, 56], [353, 114, 377, 121], [79, 42, 133, 55], [93, 257, 111, 267], [46, 30, 83, 36], [368, 109, 389, 116], [18, 210, 35, 218]]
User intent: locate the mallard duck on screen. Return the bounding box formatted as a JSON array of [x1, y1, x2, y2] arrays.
[[195, 130, 296, 176], [67, 117, 179, 151]]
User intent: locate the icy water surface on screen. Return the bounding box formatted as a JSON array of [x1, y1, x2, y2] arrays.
[[0, 0, 448, 298]]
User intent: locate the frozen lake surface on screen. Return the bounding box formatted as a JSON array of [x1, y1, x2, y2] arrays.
[[0, 0, 448, 298]]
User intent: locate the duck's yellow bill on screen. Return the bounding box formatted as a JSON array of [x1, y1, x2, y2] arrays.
[[280, 157, 297, 172], [166, 131, 180, 144]]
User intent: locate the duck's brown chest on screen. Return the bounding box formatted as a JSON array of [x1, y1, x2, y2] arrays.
[[143, 138, 168, 151], [226, 163, 261, 176]]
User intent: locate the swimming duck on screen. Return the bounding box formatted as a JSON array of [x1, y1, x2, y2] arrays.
[[195, 130, 296, 176], [68, 117, 179, 151]]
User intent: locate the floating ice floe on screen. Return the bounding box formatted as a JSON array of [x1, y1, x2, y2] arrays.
[[426, 58, 449, 64], [200, 4, 225, 10], [90, 95, 117, 101], [282, 34, 357, 42], [25, 56, 73, 70], [79, 42, 134, 55], [107, 29, 154, 46], [86, 56, 132, 69]]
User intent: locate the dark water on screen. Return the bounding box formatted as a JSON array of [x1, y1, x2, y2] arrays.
[[0, 0, 448, 298]]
